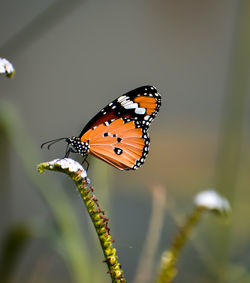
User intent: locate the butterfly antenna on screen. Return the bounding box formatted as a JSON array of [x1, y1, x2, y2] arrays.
[[41, 137, 67, 150]]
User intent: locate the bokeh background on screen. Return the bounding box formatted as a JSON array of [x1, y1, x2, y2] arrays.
[[0, 1, 249, 282]]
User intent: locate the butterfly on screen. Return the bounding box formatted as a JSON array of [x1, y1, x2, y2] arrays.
[[41, 86, 161, 170]]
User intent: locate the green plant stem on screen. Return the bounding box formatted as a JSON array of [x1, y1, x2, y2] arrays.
[[38, 160, 126, 283], [90, 158, 113, 283], [156, 206, 205, 283]]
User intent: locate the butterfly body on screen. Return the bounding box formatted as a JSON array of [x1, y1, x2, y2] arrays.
[[44, 86, 161, 171]]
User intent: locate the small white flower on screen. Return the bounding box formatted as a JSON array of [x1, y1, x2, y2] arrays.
[[48, 158, 87, 178], [0, 57, 15, 77], [194, 189, 230, 214]]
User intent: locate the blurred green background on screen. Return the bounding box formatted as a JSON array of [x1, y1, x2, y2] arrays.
[[0, 1, 249, 282]]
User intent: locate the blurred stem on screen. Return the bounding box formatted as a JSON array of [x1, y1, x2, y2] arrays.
[[0, 103, 90, 283], [0, 0, 84, 56], [0, 225, 32, 283], [38, 160, 126, 283], [156, 207, 205, 283], [133, 185, 166, 283], [213, 1, 250, 280], [215, 0, 250, 202]]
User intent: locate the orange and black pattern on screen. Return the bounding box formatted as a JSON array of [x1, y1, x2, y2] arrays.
[[67, 86, 161, 170]]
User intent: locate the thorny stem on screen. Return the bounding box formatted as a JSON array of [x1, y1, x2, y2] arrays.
[[37, 159, 125, 283]]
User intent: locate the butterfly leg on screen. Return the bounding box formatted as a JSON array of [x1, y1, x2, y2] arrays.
[[81, 155, 89, 171], [85, 159, 89, 171], [65, 146, 77, 158]]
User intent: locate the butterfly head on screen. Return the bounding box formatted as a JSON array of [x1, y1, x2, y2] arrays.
[[66, 136, 89, 156]]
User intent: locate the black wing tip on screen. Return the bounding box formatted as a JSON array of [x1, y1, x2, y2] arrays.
[[125, 85, 159, 96], [132, 85, 158, 91]]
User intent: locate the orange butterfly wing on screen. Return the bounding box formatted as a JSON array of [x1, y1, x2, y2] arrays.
[[80, 118, 149, 170], [65, 86, 161, 170]]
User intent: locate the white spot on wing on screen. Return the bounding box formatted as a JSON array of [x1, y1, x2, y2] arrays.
[[117, 95, 128, 102], [121, 100, 133, 106], [124, 103, 139, 109], [135, 108, 146, 115]]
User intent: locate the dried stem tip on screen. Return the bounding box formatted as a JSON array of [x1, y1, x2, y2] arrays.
[[37, 158, 87, 179]]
